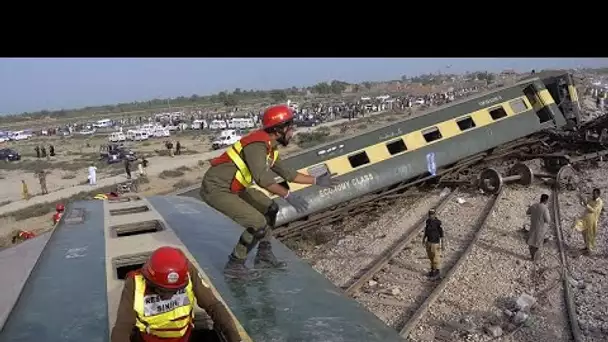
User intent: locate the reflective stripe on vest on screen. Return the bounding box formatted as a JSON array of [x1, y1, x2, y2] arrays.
[[133, 274, 195, 338], [227, 140, 279, 189]]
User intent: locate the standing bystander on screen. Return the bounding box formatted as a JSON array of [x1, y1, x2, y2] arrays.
[[526, 193, 551, 261], [574, 188, 603, 254]]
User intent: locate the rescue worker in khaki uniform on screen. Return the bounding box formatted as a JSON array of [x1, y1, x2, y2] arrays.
[[422, 209, 445, 277], [202, 105, 336, 280], [111, 247, 242, 342], [52, 203, 65, 225]]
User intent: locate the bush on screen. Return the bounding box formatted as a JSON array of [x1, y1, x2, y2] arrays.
[[296, 127, 331, 149], [159, 169, 185, 179]]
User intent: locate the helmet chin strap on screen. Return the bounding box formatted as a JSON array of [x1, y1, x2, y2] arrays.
[[275, 127, 291, 146]]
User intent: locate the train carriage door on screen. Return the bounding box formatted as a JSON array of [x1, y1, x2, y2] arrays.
[[523, 85, 555, 126]]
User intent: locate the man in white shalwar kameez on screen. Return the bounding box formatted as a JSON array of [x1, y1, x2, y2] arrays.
[[88, 164, 97, 185], [526, 193, 551, 262]]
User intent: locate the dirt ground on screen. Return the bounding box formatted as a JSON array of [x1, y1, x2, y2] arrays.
[[0, 130, 212, 202]]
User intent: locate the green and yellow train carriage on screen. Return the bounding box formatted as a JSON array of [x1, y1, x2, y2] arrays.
[[523, 70, 581, 127], [253, 76, 570, 227]]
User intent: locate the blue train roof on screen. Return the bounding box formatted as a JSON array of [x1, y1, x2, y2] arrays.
[[0, 195, 404, 342]]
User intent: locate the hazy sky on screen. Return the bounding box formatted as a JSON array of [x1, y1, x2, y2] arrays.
[[0, 58, 606, 115]]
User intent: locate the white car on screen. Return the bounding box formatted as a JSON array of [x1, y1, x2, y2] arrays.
[[109, 132, 126, 142], [211, 134, 241, 150], [10, 133, 32, 141]]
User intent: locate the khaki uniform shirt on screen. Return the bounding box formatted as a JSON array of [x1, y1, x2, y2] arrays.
[[203, 141, 297, 193]]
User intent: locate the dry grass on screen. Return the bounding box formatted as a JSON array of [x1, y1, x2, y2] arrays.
[[173, 179, 198, 189], [159, 166, 191, 179], [0, 184, 118, 222]]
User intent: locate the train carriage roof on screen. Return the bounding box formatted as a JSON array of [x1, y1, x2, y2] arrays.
[[0, 196, 404, 342]]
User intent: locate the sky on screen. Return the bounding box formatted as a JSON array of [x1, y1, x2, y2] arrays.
[[0, 58, 607, 115]]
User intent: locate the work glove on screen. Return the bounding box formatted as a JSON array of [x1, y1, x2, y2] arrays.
[[314, 172, 339, 188], [283, 191, 309, 213]]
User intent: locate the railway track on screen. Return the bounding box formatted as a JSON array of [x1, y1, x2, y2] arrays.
[[302, 190, 431, 267], [337, 187, 502, 339], [552, 185, 583, 342], [549, 161, 608, 342]]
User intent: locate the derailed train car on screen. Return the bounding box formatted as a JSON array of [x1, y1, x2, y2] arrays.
[[178, 73, 580, 227], [210, 73, 578, 227], [0, 196, 405, 342], [522, 70, 581, 127]]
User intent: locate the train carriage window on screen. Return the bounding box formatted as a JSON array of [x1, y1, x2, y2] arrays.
[[508, 98, 528, 113], [456, 116, 476, 131], [421, 127, 443, 143], [113, 253, 153, 280], [536, 107, 554, 123], [488, 106, 508, 120], [523, 85, 539, 107], [348, 151, 370, 168], [111, 220, 165, 238], [386, 139, 408, 155]]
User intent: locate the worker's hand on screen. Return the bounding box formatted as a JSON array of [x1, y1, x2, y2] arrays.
[[314, 172, 339, 188], [284, 192, 309, 213]]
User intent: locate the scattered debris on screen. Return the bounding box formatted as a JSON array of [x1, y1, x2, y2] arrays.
[[515, 293, 536, 312], [484, 325, 503, 337]]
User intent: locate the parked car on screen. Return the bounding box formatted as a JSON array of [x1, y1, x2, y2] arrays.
[[0, 148, 21, 161], [294, 118, 321, 127], [100, 145, 137, 164]]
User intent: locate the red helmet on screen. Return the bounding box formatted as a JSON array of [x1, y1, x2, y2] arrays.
[[141, 247, 189, 289], [262, 105, 294, 129], [56, 203, 65, 212]]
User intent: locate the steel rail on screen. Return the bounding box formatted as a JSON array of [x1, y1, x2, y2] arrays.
[[551, 186, 583, 342], [343, 189, 458, 295], [398, 188, 503, 338]]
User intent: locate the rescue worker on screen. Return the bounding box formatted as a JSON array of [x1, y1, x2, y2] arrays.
[[94, 193, 109, 200], [422, 208, 445, 277], [202, 105, 337, 280], [175, 141, 181, 155], [111, 247, 242, 342], [21, 179, 30, 200], [53, 203, 65, 225], [11, 230, 36, 244], [125, 158, 132, 179], [38, 169, 48, 195]]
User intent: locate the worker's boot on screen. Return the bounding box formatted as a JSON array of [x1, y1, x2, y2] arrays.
[[223, 255, 260, 280], [254, 241, 287, 269]]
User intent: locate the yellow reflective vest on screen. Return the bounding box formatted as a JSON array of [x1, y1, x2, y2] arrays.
[[133, 273, 195, 338], [210, 131, 279, 192], [227, 140, 279, 188]]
